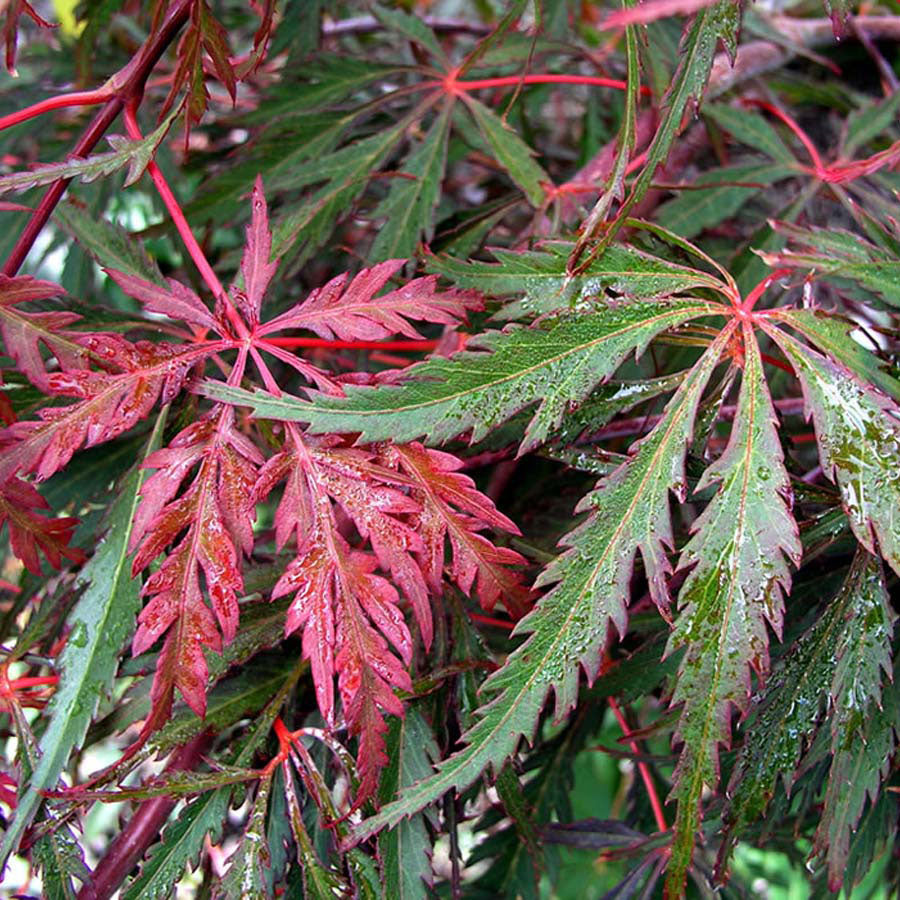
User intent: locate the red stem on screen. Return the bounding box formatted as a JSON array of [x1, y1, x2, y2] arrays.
[[122, 104, 236, 314], [607, 697, 668, 833], [469, 612, 515, 630], [440, 73, 651, 96], [262, 337, 439, 352], [2, 0, 193, 277], [77, 731, 211, 900], [742, 99, 825, 175], [0, 90, 113, 133]]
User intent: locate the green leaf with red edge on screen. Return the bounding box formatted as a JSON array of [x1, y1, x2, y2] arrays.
[[814, 551, 897, 891], [128, 408, 262, 720], [770, 307, 900, 401], [219, 774, 273, 900], [702, 102, 796, 164], [761, 222, 900, 308], [371, 3, 449, 66], [0, 112, 176, 194], [427, 241, 729, 322], [345, 328, 730, 844], [576, 0, 741, 255], [54, 200, 167, 287], [204, 297, 728, 454], [120, 661, 304, 900], [270, 111, 425, 265], [664, 326, 801, 897], [764, 322, 900, 576]]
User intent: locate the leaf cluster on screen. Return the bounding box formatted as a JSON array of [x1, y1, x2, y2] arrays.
[[0, 2, 898, 899]]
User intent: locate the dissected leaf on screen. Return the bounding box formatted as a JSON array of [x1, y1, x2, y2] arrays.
[[208, 297, 727, 454], [462, 95, 549, 206], [0, 112, 176, 194], [347, 328, 731, 842], [765, 323, 900, 575], [370, 103, 452, 261], [814, 552, 897, 890], [665, 326, 801, 896], [129, 408, 262, 720], [0, 274, 86, 390], [762, 222, 900, 308], [429, 242, 728, 321]]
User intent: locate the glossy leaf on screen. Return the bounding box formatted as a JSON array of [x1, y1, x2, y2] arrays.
[[665, 327, 801, 895], [347, 328, 731, 843], [766, 324, 900, 576], [208, 297, 727, 454]]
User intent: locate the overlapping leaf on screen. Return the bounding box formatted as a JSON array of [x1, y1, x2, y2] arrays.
[[128, 408, 262, 720], [765, 323, 900, 575], [347, 328, 732, 843], [207, 296, 727, 453], [761, 222, 900, 308]]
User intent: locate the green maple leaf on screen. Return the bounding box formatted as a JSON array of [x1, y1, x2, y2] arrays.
[[664, 325, 801, 896], [765, 323, 900, 576], [206, 297, 727, 454]]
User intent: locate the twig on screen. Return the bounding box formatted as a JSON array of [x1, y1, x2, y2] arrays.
[[2, 0, 193, 277]]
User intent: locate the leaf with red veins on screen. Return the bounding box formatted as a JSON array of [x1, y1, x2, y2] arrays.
[[257, 432, 432, 642], [0, 338, 217, 485], [387, 442, 532, 618], [129, 408, 261, 718], [104, 269, 219, 333], [273, 516, 412, 802], [231, 176, 278, 328], [0, 477, 85, 574], [309, 442, 431, 643], [258, 259, 482, 343], [0, 274, 88, 389]]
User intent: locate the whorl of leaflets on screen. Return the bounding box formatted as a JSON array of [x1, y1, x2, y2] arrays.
[[0, 175, 528, 797]]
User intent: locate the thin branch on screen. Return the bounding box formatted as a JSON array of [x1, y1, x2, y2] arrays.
[[2, 0, 193, 277], [77, 731, 212, 900]]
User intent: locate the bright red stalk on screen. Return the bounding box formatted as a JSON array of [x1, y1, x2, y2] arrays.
[[607, 696, 668, 834], [437, 72, 651, 97], [0, 90, 113, 133], [262, 337, 440, 352], [122, 104, 247, 338], [743, 99, 825, 174], [740, 268, 791, 315]]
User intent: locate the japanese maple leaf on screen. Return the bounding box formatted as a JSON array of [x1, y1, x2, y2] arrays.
[[109, 177, 482, 397], [0, 335, 216, 486], [383, 442, 532, 618], [128, 406, 262, 720], [0, 274, 87, 390], [0, 476, 84, 573], [258, 426, 414, 800]]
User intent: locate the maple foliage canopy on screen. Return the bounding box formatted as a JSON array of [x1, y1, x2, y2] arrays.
[[0, 1, 899, 899]]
